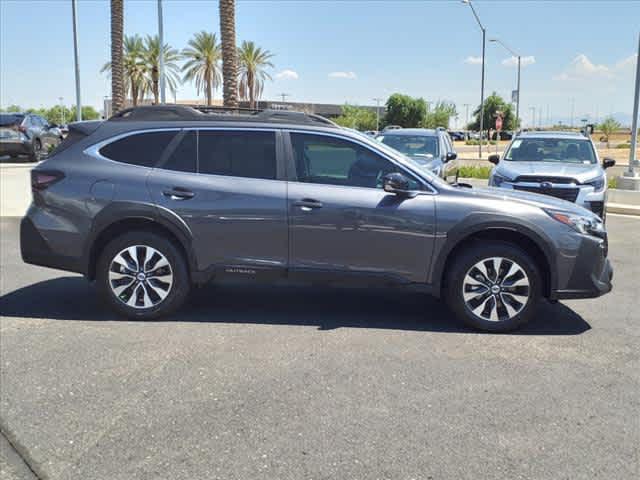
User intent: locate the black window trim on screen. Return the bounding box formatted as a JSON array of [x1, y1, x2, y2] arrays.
[[282, 129, 437, 194]]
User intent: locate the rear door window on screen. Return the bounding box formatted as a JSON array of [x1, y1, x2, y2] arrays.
[[100, 130, 178, 167], [198, 130, 277, 180], [161, 131, 197, 173]]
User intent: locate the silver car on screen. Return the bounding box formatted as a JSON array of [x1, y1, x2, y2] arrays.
[[488, 131, 615, 219]]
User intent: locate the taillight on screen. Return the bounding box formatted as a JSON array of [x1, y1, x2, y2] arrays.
[[31, 170, 64, 191]]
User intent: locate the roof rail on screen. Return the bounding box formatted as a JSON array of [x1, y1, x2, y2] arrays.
[[108, 104, 338, 127]]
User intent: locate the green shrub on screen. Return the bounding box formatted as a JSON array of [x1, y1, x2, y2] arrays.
[[465, 139, 497, 146], [458, 165, 493, 179], [608, 177, 617, 189], [615, 143, 630, 149]]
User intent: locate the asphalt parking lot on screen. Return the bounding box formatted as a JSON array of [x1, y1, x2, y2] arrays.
[[1, 215, 639, 480]]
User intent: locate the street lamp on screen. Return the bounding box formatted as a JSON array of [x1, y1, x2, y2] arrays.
[[157, 0, 166, 104], [489, 38, 522, 132], [461, 0, 486, 158]]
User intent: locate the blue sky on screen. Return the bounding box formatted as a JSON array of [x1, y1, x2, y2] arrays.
[[1, 0, 639, 126]]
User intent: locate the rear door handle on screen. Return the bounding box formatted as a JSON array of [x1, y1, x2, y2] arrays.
[[293, 198, 323, 211], [163, 187, 195, 200]]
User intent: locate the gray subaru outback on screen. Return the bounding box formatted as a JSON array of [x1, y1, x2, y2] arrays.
[[20, 105, 613, 332]]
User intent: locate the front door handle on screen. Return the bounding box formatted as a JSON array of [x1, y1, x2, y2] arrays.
[[163, 187, 195, 200], [293, 198, 323, 211]]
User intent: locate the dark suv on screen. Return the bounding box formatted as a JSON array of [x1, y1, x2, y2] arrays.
[[0, 113, 62, 161], [20, 106, 613, 332]]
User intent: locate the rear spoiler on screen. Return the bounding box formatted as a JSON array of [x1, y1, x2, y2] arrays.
[[48, 120, 104, 157], [68, 120, 103, 136]]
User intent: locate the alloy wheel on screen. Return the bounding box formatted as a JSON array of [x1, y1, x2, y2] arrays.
[[108, 245, 173, 309], [462, 257, 530, 322]]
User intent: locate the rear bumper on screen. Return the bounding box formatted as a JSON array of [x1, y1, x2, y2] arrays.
[[20, 216, 83, 274], [0, 140, 32, 156]]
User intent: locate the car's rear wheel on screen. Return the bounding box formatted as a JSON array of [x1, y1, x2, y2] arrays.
[[444, 242, 542, 332], [97, 231, 190, 320], [30, 139, 42, 162]]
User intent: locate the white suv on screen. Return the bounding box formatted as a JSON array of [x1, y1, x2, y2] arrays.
[[488, 131, 615, 219]]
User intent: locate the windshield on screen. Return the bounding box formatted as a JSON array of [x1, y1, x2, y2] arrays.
[[505, 138, 596, 164], [376, 134, 439, 159], [353, 132, 446, 187]]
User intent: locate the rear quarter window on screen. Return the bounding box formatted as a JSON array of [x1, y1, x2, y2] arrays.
[[100, 131, 178, 167]]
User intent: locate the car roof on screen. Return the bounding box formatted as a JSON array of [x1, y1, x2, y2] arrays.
[[517, 130, 589, 141], [377, 128, 439, 136]]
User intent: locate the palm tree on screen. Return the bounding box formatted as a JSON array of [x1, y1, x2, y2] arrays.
[[219, 0, 238, 108], [143, 35, 181, 104], [238, 41, 274, 110], [101, 35, 148, 106], [181, 32, 222, 106], [110, 0, 125, 114]]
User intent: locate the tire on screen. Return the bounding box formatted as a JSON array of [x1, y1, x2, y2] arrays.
[[444, 241, 542, 332], [30, 139, 42, 162], [96, 231, 190, 320]]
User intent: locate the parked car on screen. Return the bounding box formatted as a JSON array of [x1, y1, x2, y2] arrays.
[[491, 130, 513, 141], [448, 130, 467, 141], [375, 128, 458, 183], [363, 130, 378, 136], [488, 131, 615, 219], [0, 113, 62, 161], [21, 105, 612, 332]]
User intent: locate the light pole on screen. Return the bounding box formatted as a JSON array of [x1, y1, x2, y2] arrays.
[[157, 0, 166, 104], [462, 0, 486, 158], [71, 0, 82, 121], [373, 97, 383, 131], [59, 97, 65, 125], [625, 31, 639, 180], [489, 38, 522, 131]]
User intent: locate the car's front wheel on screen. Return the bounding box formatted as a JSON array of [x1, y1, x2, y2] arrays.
[[444, 242, 542, 332], [97, 231, 190, 320]]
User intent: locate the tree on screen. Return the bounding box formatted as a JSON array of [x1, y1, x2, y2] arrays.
[[423, 101, 457, 129], [384, 93, 426, 128], [44, 105, 73, 125], [467, 92, 516, 134], [101, 34, 148, 106], [333, 105, 377, 131], [143, 35, 181, 104], [1, 105, 22, 112], [237, 41, 274, 109], [598, 116, 621, 148], [110, 0, 125, 114], [220, 0, 239, 108], [70, 106, 101, 121], [181, 31, 222, 106]]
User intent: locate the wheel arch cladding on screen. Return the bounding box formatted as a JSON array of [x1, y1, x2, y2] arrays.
[[86, 214, 193, 282], [437, 226, 554, 299]]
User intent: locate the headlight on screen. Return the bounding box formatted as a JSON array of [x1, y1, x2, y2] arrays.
[[491, 173, 510, 187], [584, 175, 605, 192], [545, 209, 605, 237]]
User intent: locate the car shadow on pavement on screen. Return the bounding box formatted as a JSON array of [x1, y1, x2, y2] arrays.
[[0, 276, 591, 335]]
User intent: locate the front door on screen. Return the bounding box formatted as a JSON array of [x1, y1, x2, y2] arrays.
[[147, 129, 288, 276], [286, 132, 436, 284]]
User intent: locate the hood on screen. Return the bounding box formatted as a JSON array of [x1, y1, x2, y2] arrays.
[[496, 160, 601, 183], [465, 186, 596, 217], [407, 155, 439, 172]]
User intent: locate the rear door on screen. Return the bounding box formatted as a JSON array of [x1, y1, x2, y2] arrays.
[[147, 128, 288, 277]]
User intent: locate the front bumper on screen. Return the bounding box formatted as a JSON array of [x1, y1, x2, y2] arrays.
[[551, 233, 613, 300]]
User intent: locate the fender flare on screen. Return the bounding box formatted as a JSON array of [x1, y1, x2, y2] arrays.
[[83, 201, 196, 279], [430, 213, 558, 295]]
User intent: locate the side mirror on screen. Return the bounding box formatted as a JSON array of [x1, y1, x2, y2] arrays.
[[383, 172, 412, 195], [446, 152, 457, 162], [602, 158, 616, 169], [488, 154, 500, 165]]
